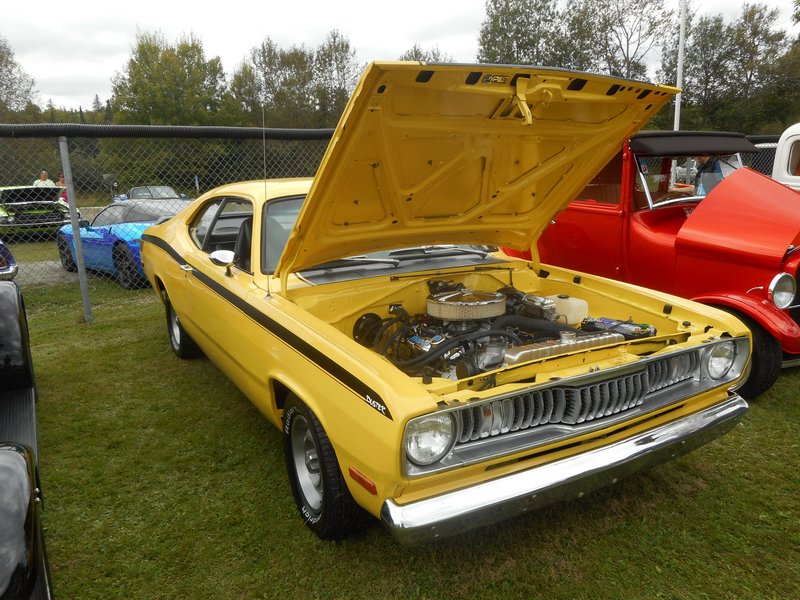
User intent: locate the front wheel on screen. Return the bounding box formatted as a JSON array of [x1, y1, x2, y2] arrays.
[[165, 293, 202, 359], [283, 395, 364, 540], [720, 309, 781, 399]]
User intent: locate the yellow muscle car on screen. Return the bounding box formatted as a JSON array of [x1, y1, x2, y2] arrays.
[[141, 62, 751, 544]]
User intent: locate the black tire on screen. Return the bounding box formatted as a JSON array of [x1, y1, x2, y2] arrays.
[[283, 395, 364, 540], [719, 309, 782, 399], [165, 294, 202, 359], [114, 245, 146, 290], [56, 235, 77, 272]]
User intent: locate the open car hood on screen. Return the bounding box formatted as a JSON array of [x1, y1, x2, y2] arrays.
[[0, 186, 64, 204], [276, 62, 676, 277]]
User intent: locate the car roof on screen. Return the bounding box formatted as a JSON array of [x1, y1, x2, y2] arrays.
[[630, 131, 758, 156]]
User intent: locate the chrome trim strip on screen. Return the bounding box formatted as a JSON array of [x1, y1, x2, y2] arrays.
[[383, 395, 747, 544], [782, 357, 800, 368]]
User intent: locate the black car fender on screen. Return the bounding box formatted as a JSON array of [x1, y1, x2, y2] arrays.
[[0, 282, 34, 392], [0, 443, 48, 600]]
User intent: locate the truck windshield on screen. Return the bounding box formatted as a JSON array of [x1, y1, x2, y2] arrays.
[[635, 154, 743, 208]]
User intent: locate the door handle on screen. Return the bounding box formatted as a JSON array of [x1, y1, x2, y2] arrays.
[[180, 264, 194, 272]]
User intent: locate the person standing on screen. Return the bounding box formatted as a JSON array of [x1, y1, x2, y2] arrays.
[[33, 170, 55, 186], [56, 172, 69, 202]]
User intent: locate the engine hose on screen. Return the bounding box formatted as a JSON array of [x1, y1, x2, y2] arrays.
[[380, 321, 411, 356], [373, 316, 403, 349], [390, 328, 523, 369], [491, 315, 591, 337]]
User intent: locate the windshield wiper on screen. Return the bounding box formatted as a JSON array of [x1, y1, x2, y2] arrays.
[[309, 256, 401, 270], [388, 246, 492, 260]]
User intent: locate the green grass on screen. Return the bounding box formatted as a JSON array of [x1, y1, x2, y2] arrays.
[[5, 239, 59, 262], [26, 282, 800, 599]]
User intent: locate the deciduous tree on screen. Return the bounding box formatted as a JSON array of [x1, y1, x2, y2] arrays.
[[313, 30, 361, 127], [235, 31, 360, 128], [477, 0, 560, 65], [111, 31, 227, 125], [398, 44, 454, 62], [0, 34, 36, 119]]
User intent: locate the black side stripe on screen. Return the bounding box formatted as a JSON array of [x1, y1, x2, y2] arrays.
[[141, 234, 393, 420]]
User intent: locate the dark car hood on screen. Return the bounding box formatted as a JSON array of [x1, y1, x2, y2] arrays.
[[676, 168, 800, 270]]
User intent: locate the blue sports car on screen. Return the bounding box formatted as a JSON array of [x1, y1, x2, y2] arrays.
[[56, 198, 190, 289]]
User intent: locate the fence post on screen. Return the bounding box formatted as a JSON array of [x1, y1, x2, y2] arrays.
[[58, 136, 93, 324]]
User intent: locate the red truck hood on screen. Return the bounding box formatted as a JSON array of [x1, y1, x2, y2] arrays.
[[676, 168, 800, 270]]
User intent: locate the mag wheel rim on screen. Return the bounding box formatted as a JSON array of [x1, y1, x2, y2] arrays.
[[169, 307, 181, 348], [290, 415, 323, 512]]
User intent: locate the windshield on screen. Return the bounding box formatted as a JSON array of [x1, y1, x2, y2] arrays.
[[261, 195, 499, 276], [129, 186, 180, 199], [634, 153, 742, 208]]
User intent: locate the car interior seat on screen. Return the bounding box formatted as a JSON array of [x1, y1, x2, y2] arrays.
[[233, 216, 253, 272]]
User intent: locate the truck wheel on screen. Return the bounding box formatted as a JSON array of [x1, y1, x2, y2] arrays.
[[721, 309, 781, 399], [165, 294, 202, 359], [283, 395, 364, 540]]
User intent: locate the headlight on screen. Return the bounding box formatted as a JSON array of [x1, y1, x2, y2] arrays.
[[405, 413, 455, 466], [706, 340, 736, 380], [768, 272, 796, 309]]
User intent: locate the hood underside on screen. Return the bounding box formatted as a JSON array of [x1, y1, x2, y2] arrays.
[[0, 186, 64, 204], [276, 62, 676, 276]]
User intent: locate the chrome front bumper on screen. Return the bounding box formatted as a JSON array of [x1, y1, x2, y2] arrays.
[[381, 395, 748, 545]]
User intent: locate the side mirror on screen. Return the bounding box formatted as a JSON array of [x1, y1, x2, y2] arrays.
[[209, 249, 235, 276], [179, 193, 187, 199]]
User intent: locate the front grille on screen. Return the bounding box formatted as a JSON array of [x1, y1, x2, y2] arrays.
[[15, 209, 65, 225], [454, 353, 698, 445]]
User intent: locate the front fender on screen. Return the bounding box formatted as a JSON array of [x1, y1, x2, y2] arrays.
[[691, 291, 800, 354], [0, 282, 34, 392]]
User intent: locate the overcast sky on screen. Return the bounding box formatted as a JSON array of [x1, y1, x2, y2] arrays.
[[3, 0, 797, 110]]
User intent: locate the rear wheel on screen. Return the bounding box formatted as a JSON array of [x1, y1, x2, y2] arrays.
[[56, 235, 76, 272], [114, 245, 146, 289], [165, 293, 202, 359], [283, 395, 364, 540], [720, 309, 781, 399]]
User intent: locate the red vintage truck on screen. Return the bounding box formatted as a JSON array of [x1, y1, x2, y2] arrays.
[[528, 130, 800, 398]]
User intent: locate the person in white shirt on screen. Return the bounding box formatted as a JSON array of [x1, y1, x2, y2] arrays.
[[32, 170, 55, 186]]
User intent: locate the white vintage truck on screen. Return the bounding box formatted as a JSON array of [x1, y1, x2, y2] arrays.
[[772, 123, 800, 191]]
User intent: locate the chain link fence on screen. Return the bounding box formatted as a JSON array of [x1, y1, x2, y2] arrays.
[[0, 125, 782, 321], [744, 134, 779, 175], [0, 124, 332, 320]]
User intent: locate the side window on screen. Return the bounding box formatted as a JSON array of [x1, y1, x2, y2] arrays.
[[262, 195, 304, 274], [190, 200, 224, 249], [790, 141, 800, 177], [575, 153, 622, 205], [92, 205, 125, 227], [190, 197, 253, 256]]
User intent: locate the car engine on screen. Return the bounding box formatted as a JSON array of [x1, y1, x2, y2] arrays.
[[353, 279, 656, 379]]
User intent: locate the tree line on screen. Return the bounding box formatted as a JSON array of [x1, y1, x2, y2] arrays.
[[1, 0, 799, 134]]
